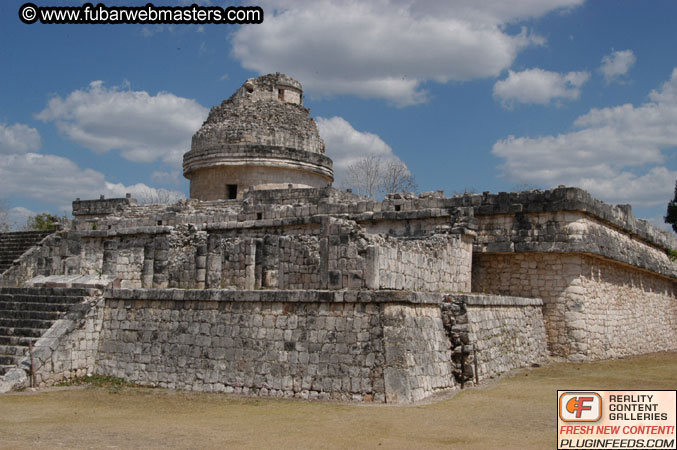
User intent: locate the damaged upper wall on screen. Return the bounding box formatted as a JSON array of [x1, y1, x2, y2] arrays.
[[191, 73, 323, 154], [98, 289, 456, 403], [5, 188, 476, 293], [229, 73, 304, 106], [447, 186, 677, 280], [65, 186, 677, 284], [183, 73, 333, 200]]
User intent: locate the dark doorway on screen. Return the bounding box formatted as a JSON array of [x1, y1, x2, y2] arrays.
[[227, 184, 238, 200]]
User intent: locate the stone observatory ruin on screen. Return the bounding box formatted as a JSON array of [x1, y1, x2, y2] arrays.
[[0, 73, 675, 402], [183, 73, 334, 200]]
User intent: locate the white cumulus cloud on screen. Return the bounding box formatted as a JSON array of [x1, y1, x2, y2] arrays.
[[7, 207, 38, 230], [599, 49, 636, 83], [316, 116, 401, 181], [0, 152, 184, 212], [493, 68, 590, 107], [36, 81, 208, 167], [232, 0, 582, 106], [0, 122, 42, 154], [492, 68, 677, 207]]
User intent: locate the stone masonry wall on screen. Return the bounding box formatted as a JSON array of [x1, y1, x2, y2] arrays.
[[28, 297, 104, 386], [464, 295, 547, 380], [473, 211, 676, 278], [96, 289, 455, 403], [574, 255, 677, 360], [0, 232, 82, 287], [374, 235, 472, 292], [3, 213, 471, 296], [447, 187, 677, 255], [381, 303, 455, 403], [441, 294, 548, 384], [472, 253, 677, 360], [1, 293, 105, 389]]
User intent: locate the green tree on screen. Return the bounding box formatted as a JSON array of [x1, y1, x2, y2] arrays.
[[25, 213, 59, 231], [665, 180, 677, 233]]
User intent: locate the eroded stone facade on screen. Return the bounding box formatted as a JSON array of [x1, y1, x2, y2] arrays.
[[184, 73, 333, 200], [473, 253, 677, 360], [96, 290, 455, 403], [0, 73, 675, 402]]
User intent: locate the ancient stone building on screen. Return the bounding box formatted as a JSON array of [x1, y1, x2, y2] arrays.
[[183, 73, 333, 201], [0, 74, 675, 402]]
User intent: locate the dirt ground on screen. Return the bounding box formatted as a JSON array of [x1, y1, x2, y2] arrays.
[[0, 352, 675, 450]]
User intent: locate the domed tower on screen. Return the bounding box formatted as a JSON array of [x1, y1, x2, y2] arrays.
[[183, 73, 334, 200]]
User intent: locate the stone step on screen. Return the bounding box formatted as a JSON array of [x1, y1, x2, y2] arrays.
[[0, 317, 57, 330], [0, 259, 22, 265], [0, 327, 46, 339], [0, 354, 19, 366], [0, 283, 88, 379], [0, 253, 33, 258], [0, 287, 98, 297], [0, 240, 47, 247], [0, 301, 75, 313], [0, 253, 32, 261], [0, 242, 41, 248], [0, 309, 64, 321], [0, 364, 16, 377], [0, 231, 54, 275], [0, 345, 27, 356], [0, 295, 82, 309], [0, 230, 53, 236], [0, 295, 86, 306], [0, 335, 37, 347], [0, 246, 42, 252]]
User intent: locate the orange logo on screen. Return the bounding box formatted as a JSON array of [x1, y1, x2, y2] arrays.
[[566, 396, 594, 418], [559, 392, 602, 422]]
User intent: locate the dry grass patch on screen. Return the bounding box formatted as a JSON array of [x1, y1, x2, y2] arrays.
[[0, 352, 675, 449]]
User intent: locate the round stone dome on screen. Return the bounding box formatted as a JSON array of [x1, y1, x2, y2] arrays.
[[183, 73, 334, 200]]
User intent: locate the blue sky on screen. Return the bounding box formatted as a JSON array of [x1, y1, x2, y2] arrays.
[[1, 0, 676, 230]]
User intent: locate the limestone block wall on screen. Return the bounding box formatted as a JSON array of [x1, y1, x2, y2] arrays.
[[381, 303, 454, 402], [206, 233, 322, 290], [22, 296, 104, 386], [187, 163, 332, 201], [1, 232, 82, 287], [362, 217, 452, 238], [446, 187, 677, 257], [80, 238, 103, 277], [463, 295, 548, 380], [230, 74, 303, 105], [374, 235, 472, 292], [72, 196, 136, 218], [473, 211, 676, 278], [68, 187, 473, 235], [441, 294, 548, 384], [4, 224, 469, 294], [574, 256, 676, 359], [96, 289, 456, 403], [472, 253, 677, 360], [190, 99, 325, 155]]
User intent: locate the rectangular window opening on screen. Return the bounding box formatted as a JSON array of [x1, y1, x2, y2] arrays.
[[227, 184, 238, 200], [278, 88, 284, 101]]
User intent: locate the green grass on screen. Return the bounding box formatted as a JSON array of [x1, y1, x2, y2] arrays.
[[667, 248, 677, 261]]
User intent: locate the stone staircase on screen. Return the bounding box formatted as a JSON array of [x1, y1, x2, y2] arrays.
[[0, 287, 97, 376], [0, 231, 54, 275]]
